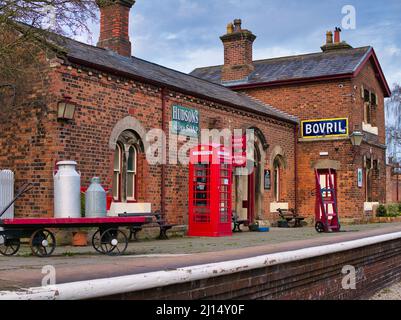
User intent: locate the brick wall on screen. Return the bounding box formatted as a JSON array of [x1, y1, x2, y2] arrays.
[[0, 56, 61, 217], [386, 165, 401, 203], [102, 237, 401, 300]]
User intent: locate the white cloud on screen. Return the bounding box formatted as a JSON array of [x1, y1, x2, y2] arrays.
[[384, 46, 401, 57], [151, 47, 223, 73], [163, 33, 179, 40]]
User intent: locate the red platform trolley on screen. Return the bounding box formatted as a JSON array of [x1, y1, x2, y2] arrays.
[[188, 145, 233, 237], [314, 169, 341, 233]]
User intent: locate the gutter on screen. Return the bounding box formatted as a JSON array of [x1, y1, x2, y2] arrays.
[[65, 56, 298, 125], [2, 231, 401, 300]]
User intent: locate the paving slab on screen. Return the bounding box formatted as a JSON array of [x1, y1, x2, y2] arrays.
[[1, 223, 401, 291]]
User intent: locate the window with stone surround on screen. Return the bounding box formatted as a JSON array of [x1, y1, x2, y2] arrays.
[[273, 156, 282, 202], [362, 86, 378, 127], [113, 130, 141, 203]]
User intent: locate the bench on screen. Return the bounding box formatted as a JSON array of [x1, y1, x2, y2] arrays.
[[232, 212, 249, 232], [277, 208, 305, 228], [154, 213, 176, 240], [121, 211, 177, 240]]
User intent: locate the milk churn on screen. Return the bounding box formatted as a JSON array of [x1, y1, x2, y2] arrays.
[[54, 161, 81, 218], [85, 177, 107, 218], [0, 170, 14, 219]]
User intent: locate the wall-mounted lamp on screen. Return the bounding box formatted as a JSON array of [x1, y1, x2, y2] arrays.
[[350, 131, 364, 147], [57, 100, 76, 121]]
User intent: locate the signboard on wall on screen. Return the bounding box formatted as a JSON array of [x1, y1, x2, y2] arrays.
[[358, 168, 363, 188], [172, 105, 199, 137], [301, 118, 349, 139], [264, 170, 271, 190]]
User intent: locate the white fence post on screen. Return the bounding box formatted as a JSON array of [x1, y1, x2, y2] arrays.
[[0, 170, 14, 219]]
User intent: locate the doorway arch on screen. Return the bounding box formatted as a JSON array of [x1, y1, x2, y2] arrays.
[[234, 127, 268, 223]]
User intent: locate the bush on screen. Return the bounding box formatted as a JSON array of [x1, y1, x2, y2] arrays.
[[399, 203, 401, 214], [387, 204, 400, 217], [376, 205, 387, 217]]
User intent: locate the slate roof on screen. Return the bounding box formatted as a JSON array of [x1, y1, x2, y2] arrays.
[[49, 35, 298, 124], [190, 47, 373, 85]]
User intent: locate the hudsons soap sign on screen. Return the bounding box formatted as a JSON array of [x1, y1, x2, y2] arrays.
[[172, 105, 200, 137], [301, 118, 348, 139]]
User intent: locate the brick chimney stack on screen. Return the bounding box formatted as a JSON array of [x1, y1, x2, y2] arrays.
[[220, 19, 256, 83], [321, 27, 352, 52], [96, 0, 135, 57]]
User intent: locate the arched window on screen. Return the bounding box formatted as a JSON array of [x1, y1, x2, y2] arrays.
[[113, 144, 122, 201], [112, 130, 141, 203], [273, 157, 281, 202], [126, 146, 137, 201]]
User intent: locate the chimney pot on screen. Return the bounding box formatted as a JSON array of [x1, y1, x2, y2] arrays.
[[233, 19, 242, 32], [334, 27, 341, 44], [326, 31, 333, 45], [227, 23, 234, 34]]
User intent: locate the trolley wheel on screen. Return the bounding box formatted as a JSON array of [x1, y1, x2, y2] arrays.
[[30, 229, 56, 257], [91, 229, 104, 254], [315, 222, 326, 233], [100, 228, 128, 256], [0, 236, 21, 256]]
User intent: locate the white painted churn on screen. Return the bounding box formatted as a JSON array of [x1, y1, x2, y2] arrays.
[[0, 170, 14, 219], [54, 161, 81, 218]]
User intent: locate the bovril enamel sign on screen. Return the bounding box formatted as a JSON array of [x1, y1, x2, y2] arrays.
[[301, 118, 348, 139]]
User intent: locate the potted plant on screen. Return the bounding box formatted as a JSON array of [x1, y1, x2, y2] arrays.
[[72, 230, 88, 246], [248, 221, 260, 232]]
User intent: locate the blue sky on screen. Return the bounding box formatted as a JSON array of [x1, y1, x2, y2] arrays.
[[78, 0, 401, 88]]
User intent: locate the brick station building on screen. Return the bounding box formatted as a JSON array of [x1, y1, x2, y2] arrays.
[[0, 0, 298, 226], [0, 0, 391, 227], [192, 20, 391, 222]]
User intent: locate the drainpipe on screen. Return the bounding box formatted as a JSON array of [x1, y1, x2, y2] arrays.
[[161, 88, 167, 218], [294, 124, 299, 213]]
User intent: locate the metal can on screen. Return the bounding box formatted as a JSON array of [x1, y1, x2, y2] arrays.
[[54, 161, 81, 218], [0, 170, 14, 219], [85, 177, 107, 218]]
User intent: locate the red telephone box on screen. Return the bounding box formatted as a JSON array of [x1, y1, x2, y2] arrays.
[[188, 145, 233, 237]]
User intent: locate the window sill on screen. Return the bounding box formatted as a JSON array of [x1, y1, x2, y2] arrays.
[[362, 122, 378, 136], [108, 202, 152, 217], [270, 202, 289, 213], [364, 202, 379, 212]]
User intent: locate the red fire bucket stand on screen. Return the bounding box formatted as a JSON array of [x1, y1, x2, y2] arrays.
[[188, 145, 233, 237]]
